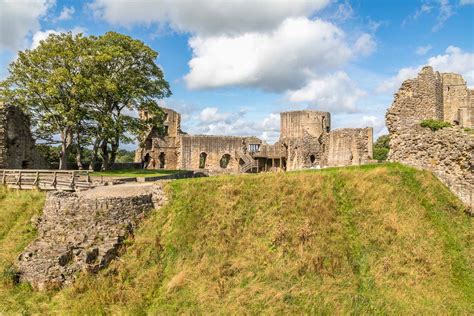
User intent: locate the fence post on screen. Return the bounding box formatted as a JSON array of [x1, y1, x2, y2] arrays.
[[52, 172, 57, 190], [1, 170, 5, 185], [70, 171, 76, 190]]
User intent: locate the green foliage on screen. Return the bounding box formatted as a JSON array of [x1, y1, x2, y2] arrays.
[[373, 147, 389, 161], [0, 31, 171, 170], [115, 149, 136, 163], [0, 164, 472, 314], [373, 135, 390, 161], [420, 119, 453, 131]]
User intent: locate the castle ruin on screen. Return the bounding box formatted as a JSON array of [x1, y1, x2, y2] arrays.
[[0, 103, 46, 169], [386, 66, 474, 210], [136, 108, 373, 174]]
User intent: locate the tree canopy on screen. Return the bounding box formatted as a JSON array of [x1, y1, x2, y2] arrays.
[[0, 31, 171, 170]]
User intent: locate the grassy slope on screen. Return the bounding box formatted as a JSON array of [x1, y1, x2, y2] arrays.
[[0, 164, 472, 314]]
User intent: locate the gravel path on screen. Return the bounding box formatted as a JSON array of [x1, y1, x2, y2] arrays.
[[77, 183, 155, 199]]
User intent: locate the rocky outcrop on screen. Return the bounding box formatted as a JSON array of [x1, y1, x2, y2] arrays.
[[16, 183, 167, 290]]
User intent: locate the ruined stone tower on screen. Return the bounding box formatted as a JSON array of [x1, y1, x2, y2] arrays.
[[0, 103, 46, 169], [386, 66, 473, 210]]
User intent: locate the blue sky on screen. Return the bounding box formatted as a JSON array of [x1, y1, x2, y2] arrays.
[[1, 0, 473, 148]]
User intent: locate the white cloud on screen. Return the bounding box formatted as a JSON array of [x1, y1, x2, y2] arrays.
[[0, 0, 53, 51], [30, 27, 87, 49], [184, 18, 354, 91], [353, 33, 377, 56], [287, 72, 367, 113], [56, 6, 75, 21], [460, 0, 474, 4], [191, 108, 282, 143], [199, 107, 231, 123], [89, 0, 329, 35], [416, 45, 432, 55], [433, 0, 453, 31], [377, 46, 474, 93], [31, 30, 59, 49]]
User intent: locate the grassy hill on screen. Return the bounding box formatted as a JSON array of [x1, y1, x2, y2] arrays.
[[0, 163, 472, 314]]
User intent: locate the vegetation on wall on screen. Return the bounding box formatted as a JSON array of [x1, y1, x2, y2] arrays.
[[373, 135, 390, 161], [0, 32, 171, 170], [0, 164, 472, 314], [420, 119, 453, 131]]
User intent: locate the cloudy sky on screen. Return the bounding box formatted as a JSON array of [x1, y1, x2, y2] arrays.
[[1, 0, 473, 147]]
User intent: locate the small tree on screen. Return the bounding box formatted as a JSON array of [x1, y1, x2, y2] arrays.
[[373, 135, 390, 161]]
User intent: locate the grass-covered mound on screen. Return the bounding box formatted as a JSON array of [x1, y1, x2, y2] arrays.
[[0, 164, 472, 314]]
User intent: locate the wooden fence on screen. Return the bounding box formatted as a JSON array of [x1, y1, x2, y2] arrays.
[[1, 169, 93, 191]]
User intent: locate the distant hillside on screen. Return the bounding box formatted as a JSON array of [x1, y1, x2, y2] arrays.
[[0, 164, 472, 314]]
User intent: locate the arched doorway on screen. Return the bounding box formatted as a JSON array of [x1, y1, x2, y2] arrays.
[[220, 154, 231, 169], [159, 152, 165, 169], [199, 152, 207, 169]]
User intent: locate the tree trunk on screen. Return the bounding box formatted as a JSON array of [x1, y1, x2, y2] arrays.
[[109, 135, 120, 167], [59, 128, 73, 170], [100, 140, 110, 171], [75, 134, 84, 170]]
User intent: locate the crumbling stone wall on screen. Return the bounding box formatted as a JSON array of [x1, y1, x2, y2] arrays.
[[0, 104, 46, 169], [387, 66, 474, 210], [180, 135, 245, 173], [138, 108, 373, 173], [135, 108, 182, 169], [325, 128, 373, 167], [16, 183, 166, 290]]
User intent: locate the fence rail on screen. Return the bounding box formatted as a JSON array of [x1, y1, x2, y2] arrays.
[[1, 169, 93, 191]]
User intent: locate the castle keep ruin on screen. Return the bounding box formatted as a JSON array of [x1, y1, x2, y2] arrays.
[[136, 108, 373, 174], [0, 103, 46, 169], [386, 66, 474, 210]]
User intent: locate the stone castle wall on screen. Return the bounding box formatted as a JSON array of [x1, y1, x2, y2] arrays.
[[280, 110, 330, 139], [387, 66, 474, 210], [0, 104, 47, 169], [180, 135, 245, 173], [17, 183, 167, 290], [139, 108, 373, 173], [326, 128, 373, 167]]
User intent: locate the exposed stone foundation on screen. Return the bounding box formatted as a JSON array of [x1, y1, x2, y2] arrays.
[[16, 183, 167, 290]]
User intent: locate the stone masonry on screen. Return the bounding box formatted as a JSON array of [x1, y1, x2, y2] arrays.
[[16, 182, 167, 290], [386, 66, 474, 211], [0, 103, 46, 169], [136, 108, 373, 173]]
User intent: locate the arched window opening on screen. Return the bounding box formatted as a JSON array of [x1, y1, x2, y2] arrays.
[[159, 152, 165, 169], [220, 154, 231, 169], [199, 152, 207, 169], [310, 155, 316, 164]]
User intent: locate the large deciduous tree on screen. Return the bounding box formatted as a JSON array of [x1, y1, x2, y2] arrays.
[[85, 32, 170, 170], [0, 31, 171, 170]]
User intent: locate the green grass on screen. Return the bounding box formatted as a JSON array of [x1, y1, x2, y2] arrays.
[[420, 119, 453, 131], [0, 163, 472, 314], [91, 169, 185, 178]]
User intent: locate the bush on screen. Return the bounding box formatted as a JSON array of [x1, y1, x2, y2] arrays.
[[420, 119, 452, 131], [373, 135, 390, 162], [373, 147, 389, 162]]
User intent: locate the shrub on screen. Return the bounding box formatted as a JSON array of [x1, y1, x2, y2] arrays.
[[420, 119, 452, 131], [373, 135, 390, 162], [373, 147, 389, 161]]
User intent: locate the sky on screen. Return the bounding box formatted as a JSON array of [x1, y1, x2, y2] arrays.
[[1, 0, 473, 149]]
